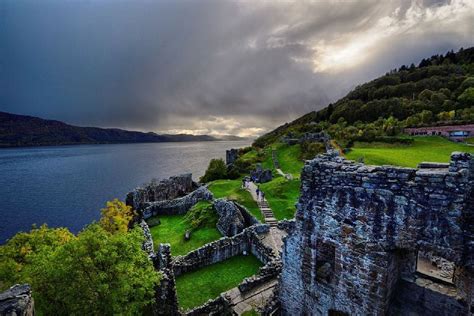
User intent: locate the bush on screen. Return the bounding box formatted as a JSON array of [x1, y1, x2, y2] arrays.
[[200, 158, 228, 183], [300, 141, 325, 160], [99, 199, 136, 234], [184, 201, 217, 230]]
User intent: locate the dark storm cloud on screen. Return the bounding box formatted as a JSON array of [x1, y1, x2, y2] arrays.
[[1, 0, 473, 136]]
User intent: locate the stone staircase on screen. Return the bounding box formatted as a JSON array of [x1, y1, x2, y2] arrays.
[[258, 200, 278, 227]]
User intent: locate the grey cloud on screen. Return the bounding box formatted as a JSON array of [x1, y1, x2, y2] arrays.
[[1, 0, 473, 136]]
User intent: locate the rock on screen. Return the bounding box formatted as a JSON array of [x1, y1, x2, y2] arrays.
[[185, 230, 191, 241], [214, 199, 246, 237], [0, 284, 34, 316]]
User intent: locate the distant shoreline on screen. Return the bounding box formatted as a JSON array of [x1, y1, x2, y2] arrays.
[[0, 139, 251, 150]]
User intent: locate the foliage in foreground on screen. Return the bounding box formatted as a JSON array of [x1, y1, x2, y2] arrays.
[[0, 201, 160, 314]]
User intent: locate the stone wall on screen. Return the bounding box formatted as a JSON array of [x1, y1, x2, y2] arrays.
[[280, 152, 473, 315], [142, 186, 213, 219], [126, 174, 196, 211], [152, 244, 180, 316], [0, 284, 34, 316], [172, 225, 274, 277], [184, 295, 233, 316], [226, 148, 239, 166]]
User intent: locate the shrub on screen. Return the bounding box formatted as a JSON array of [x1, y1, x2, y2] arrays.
[[200, 158, 228, 183], [184, 201, 217, 230], [300, 141, 326, 160]]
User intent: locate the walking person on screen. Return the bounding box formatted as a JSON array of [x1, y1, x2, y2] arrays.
[[261, 191, 265, 202], [256, 187, 260, 201]]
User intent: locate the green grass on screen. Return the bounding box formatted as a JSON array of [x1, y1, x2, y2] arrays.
[[274, 143, 304, 176], [466, 137, 474, 145], [149, 214, 222, 256], [175, 255, 262, 311], [242, 310, 260, 316], [260, 176, 300, 220], [208, 180, 264, 222], [345, 136, 474, 168]]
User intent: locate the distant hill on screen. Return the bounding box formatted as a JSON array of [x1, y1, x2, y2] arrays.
[[254, 47, 474, 147], [0, 111, 233, 147]]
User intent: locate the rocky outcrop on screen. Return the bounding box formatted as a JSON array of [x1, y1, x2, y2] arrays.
[[251, 163, 272, 183], [214, 199, 246, 237], [126, 174, 197, 211], [0, 284, 34, 316], [142, 186, 213, 219], [280, 152, 474, 315]]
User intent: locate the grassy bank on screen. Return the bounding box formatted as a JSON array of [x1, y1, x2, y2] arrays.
[[345, 136, 474, 168], [260, 176, 300, 220], [208, 179, 264, 222], [149, 214, 221, 256], [175, 254, 262, 310]]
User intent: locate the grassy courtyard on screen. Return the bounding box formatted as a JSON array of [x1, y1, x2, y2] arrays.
[[345, 136, 474, 168], [148, 214, 221, 256], [208, 179, 264, 222], [175, 254, 262, 311]]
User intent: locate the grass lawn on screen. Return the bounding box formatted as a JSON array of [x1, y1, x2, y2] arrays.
[[148, 214, 221, 256], [345, 136, 474, 168], [260, 176, 300, 220], [273, 143, 304, 176], [175, 254, 262, 311], [208, 179, 264, 222], [466, 137, 474, 145]]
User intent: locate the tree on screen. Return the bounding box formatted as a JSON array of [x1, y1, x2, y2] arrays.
[[458, 87, 474, 105], [99, 199, 136, 234], [25, 224, 160, 315], [0, 224, 74, 291], [200, 158, 228, 183]]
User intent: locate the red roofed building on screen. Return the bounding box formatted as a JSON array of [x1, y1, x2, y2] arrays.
[[405, 124, 474, 141]]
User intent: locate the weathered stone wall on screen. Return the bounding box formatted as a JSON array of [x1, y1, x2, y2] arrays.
[[280, 152, 473, 315], [226, 148, 239, 166], [142, 186, 213, 219], [152, 244, 180, 316], [172, 225, 274, 277], [126, 174, 196, 211], [214, 199, 246, 237], [0, 284, 34, 316], [184, 295, 233, 316]]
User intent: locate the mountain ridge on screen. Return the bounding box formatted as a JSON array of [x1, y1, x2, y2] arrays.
[[0, 111, 245, 148]]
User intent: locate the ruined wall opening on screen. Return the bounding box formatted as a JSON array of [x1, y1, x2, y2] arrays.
[[328, 309, 349, 316], [415, 251, 454, 284], [315, 240, 336, 283]]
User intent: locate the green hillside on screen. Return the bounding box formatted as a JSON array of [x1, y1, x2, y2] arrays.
[[254, 47, 474, 149]]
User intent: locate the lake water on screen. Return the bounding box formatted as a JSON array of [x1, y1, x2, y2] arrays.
[[0, 141, 250, 242]]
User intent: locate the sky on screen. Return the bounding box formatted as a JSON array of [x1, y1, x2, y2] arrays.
[[1, 0, 473, 137]]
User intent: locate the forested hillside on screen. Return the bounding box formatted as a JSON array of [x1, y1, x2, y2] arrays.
[[255, 47, 474, 148], [0, 111, 218, 147]]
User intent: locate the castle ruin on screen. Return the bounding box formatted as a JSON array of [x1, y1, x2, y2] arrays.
[[280, 152, 473, 315]]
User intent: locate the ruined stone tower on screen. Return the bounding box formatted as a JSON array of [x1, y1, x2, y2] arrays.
[[280, 152, 473, 315]]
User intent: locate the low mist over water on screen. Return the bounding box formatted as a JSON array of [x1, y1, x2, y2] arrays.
[[0, 141, 250, 242]]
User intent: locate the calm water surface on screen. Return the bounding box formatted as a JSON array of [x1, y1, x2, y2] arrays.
[[0, 141, 250, 242]]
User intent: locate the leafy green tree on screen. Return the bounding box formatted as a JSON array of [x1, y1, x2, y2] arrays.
[[458, 87, 474, 105], [100, 199, 136, 234], [26, 224, 160, 315], [0, 225, 74, 291], [200, 158, 228, 183]]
